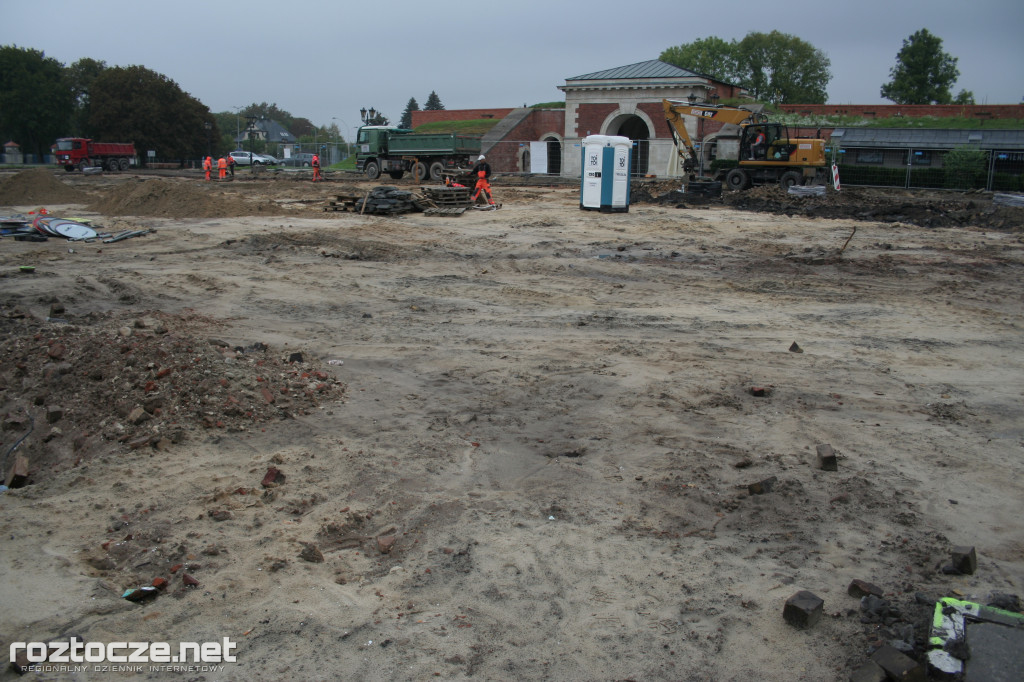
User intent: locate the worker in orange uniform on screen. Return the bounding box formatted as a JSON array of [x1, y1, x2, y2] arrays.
[[469, 154, 498, 208], [217, 156, 227, 180], [228, 154, 235, 177], [750, 128, 766, 160], [311, 154, 322, 182], [203, 156, 212, 181]]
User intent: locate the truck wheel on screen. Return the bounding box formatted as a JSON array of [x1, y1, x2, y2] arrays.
[[412, 162, 428, 183], [725, 168, 750, 191], [78, 160, 89, 172], [64, 165, 74, 172], [780, 171, 803, 189], [365, 161, 380, 180], [119, 158, 130, 171], [388, 171, 405, 180], [106, 158, 119, 171], [429, 162, 445, 182]]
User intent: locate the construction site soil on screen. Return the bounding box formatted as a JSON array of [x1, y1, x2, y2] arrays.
[[0, 167, 1022, 681]]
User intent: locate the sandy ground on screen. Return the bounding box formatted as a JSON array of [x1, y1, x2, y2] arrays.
[[1, 169, 1023, 681]]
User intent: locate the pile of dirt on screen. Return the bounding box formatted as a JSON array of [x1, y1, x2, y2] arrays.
[[0, 304, 345, 484], [87, 178, 285, 218], [631, 178, 1024, 230], [722, 184, 1024, 230], [0, 168, 90, 206]]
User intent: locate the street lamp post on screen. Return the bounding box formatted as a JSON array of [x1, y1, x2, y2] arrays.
[[332, 117, 351, 161], [245, 115, 257, 173], [204, 121, 211, 158]]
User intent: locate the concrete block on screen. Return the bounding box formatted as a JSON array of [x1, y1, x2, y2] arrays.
[[870, 645, 925, 682], [952, 546, 977, 575], [849, 659, 887, 682], [816, 443, 838, 471], [783, 590, 824, 629]]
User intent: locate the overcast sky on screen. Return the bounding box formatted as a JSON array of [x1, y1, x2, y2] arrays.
[[3, 0, 1022, 139]]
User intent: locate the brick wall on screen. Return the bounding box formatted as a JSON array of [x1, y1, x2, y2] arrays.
[[574, 103, 619, 137], [779, 104, 1024, 120], [484, 110, 566, 172], [411, 108, 514, 127]]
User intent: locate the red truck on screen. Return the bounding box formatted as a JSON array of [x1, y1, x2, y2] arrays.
[[54, 138, 135, 172]]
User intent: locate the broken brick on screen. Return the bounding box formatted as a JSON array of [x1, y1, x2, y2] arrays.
[[260, 387, 275, 404], [748, 476, 778, 495], [182, 573, 200, 587], [261, 467, 286, 487], [152, 577, 169, 590], [951, 546, 977, 575], [816, 443, 838, 471], [377, 535, 396, 554], [848, 579, 884, 599], [783, 590, 824, 629], [299, 543, 324, 563]]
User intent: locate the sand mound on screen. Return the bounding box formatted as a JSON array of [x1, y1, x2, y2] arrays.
[[0, 167, 89, 206], [88, 177, 285, 218]]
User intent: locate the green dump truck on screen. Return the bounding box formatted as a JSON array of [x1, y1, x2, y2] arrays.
[[356, 125, 483, 182]]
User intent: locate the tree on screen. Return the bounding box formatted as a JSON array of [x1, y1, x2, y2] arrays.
[[659, 36, 741, 83], [66, 57, 107, 136], [0, 45, 73, 156], [88, 65, 217, 162], [400, 97, 419, 129], [953, 89, 975, 105], [880, 29, 959, 104], [424, 91, 444, 111], [735, 31, 830, 104], [660, 31, 830, 104]]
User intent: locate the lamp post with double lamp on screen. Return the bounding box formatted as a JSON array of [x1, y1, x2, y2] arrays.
[[245, 115, 257, 173]]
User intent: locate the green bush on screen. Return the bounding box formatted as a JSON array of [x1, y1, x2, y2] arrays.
[[837, 164, 905, 186], [992, 173, 1022, 192], [943, 146, 987, 189]]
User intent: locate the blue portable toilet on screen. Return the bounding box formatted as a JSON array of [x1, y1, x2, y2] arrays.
[[580, 135, 631, 212]]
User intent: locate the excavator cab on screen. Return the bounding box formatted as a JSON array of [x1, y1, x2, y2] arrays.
[[740, 123, 791, 163]]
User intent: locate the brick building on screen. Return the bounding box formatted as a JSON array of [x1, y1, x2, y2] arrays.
[[556, 60, 747, 178]]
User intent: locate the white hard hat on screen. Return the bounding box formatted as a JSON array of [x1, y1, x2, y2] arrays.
[[478, 154, 485, 160]]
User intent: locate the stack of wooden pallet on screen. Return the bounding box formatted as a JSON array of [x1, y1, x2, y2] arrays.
[[419, 186, 472, 215], [324, 193, 362, 212]]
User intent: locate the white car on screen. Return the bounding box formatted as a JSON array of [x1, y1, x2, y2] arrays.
[[229, 150, 278, 166]]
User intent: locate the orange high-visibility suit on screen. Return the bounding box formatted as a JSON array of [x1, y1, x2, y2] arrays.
[[217, 157, 227, 179], [312, 155, 322, 182], [203, 156, 212, 181], [469, 156, 494, 205]]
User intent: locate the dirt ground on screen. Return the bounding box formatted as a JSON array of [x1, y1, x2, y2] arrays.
[[1, 167, 1022, 681]]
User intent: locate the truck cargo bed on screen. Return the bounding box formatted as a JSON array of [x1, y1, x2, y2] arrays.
[[387, 133, 481, 156]]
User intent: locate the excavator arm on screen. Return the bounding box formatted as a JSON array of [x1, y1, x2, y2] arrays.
[[661, 99, 765, 172]]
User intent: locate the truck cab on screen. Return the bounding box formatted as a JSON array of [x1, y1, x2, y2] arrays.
[[356, 126, 411, 180]]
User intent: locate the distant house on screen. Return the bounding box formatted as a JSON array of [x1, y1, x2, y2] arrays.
[[235, 118, 296, 155]]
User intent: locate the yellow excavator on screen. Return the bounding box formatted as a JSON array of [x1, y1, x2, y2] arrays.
[[662, 98, 828, 190]]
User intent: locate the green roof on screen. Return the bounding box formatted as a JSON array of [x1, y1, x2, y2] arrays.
[[567, 60, 701, 81]]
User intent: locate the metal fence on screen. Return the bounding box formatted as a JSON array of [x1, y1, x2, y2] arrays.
[[832, 147, 1024, 192]]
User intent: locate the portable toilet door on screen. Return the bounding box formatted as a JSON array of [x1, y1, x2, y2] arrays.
[[580, 135, 631, 212]]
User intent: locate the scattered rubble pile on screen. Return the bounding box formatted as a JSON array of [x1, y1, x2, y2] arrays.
[[0, 303, 345, 485], [0, 167, 89, 205], [354, 186, 427, 215], [631, 179, 1024, 230]]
